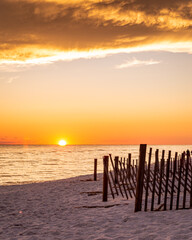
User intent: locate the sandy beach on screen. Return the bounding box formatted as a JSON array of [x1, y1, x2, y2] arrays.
[[1, 173, 192, 240], [1, 0, 192, 238]]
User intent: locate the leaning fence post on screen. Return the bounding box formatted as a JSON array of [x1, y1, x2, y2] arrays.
[[135, 144, 147, 212], [103, 156, 109, 202], [94, 158, 97, 181]]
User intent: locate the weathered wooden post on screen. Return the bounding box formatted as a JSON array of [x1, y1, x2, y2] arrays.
[[103, 156, 109, 202], [135, 144, 147, 212], [127, 153, 131, 181], [114, 156, 119, 184], [128, 153, 131, 166], [94, 158, 97, 181]]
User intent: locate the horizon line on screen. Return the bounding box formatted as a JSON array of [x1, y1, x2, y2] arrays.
[[0, 143, 192, 146]]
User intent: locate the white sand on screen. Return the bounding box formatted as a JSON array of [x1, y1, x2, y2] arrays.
[[0, 174, 192, 240]]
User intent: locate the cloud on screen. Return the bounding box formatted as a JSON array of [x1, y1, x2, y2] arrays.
[[0, 75, 20, 83], [0, 42, 191, 72], [7, 76, 20, 84], [0, 136, 22, 144], [0, 0, 192, 64], [116, 58, 160, 69]]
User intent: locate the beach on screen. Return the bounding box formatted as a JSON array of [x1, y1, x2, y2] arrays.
[[1, 0, 192, 238], [1, 173, 192, 240]]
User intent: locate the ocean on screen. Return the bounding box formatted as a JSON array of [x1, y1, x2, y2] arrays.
[[0, 145, 192, 186]]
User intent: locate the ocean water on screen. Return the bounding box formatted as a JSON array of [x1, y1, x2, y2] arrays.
[[0, 145, 192, 186]]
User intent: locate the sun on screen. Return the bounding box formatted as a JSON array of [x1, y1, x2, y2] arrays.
[[58, 140, 67, 146]]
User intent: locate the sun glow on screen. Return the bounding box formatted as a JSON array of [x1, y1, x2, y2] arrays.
[[58, 140, 67, 146]]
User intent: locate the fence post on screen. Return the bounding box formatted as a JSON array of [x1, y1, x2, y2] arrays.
[[103, 156, 109, 202], [135, 144, 147, 212], [94, 158, 97, 181], [114, 156, 119, 183]]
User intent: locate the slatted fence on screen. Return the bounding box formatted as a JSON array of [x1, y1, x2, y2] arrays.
[[101, 144, 192, 212], [102, 153, 138, 202]]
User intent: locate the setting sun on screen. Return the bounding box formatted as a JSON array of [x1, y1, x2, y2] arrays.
[[58, 140, 67, 146]]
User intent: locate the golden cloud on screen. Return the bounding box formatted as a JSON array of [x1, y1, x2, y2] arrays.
[[0, 0, 192, 63]]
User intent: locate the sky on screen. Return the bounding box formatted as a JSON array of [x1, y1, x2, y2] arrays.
[[0, 0, 192, 145]]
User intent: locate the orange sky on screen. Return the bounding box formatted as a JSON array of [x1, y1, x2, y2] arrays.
[[0, 0, 192, 145]]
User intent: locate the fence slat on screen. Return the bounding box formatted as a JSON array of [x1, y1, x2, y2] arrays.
[[109, 155, 124, 198], [151, 149, 159, 211], [170, 152, 178, 210], [108, 172, 115, 199], [158, 150, 165, 204], [144, 148, 152, 211], [109, 170, 119, 196], [118, 160, 129, 199], [176, 153, 184, 210], [115, 156, 119, 184], [128, 154, 131, 180], [183, 150, 190, 209], [119, 161, 133, 198], [123, 161, 135, 197], [164, 151, 171, 210]]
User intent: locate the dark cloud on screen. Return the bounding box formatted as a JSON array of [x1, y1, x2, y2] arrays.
[[0, 0, 192, 61], [0, 136, 21, 144], [93, 0, 191, 19]]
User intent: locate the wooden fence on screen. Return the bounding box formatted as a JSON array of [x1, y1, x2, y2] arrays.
[[101, 144, 192, 212], [102, 152, 138, 202]]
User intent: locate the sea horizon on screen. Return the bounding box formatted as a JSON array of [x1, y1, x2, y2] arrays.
[[1, 144, 192, 186], [1, 143, 192, 146]]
